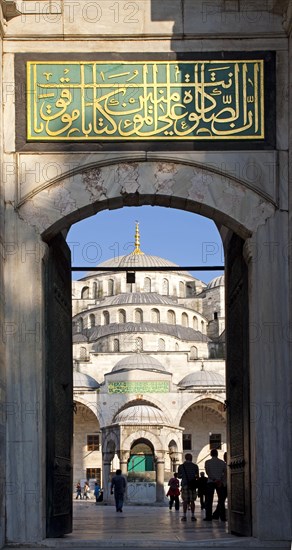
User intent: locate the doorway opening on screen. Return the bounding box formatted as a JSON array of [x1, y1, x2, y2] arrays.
[[44, 181, 251, 540]]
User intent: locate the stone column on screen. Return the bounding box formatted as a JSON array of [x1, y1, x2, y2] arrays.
[[247, 213, 292, 541], [173, 458, 180, 473], [4, 214, 47, 543], [156, 457, 165, 503], [118, 449, 129, 476], [102, 461, 112, 502], [120, 459, 128, 476]]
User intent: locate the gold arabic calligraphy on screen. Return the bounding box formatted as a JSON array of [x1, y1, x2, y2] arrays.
[[27, 61, 264, 140]]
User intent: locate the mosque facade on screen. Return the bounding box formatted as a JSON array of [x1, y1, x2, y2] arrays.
[[72, 225, 226, 502]]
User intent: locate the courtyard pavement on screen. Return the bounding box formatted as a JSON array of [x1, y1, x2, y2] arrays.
[[3, 501, 290, 550]]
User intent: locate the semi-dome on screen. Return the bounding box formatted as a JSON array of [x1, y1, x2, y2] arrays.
[[178, 369, 225, 388], [206, 274, 225, 289], [93, 293, 178, 307], [114, 404, 168, 424], [89, 323, 209, 342], [73, 372, 100, 389], [112, 354, 166, 373]]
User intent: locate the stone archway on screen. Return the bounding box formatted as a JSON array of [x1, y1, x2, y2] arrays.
[[16, 158, 275, 240], [4, 157, 291, 542]]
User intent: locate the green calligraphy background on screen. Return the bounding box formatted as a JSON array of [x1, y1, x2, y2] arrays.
[[27, 61, 264, 141], [108, 381, 170, 394]]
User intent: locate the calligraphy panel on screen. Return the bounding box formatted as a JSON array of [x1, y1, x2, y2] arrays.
[[108, 381, 170, 394], [27, 60, 264, 141]]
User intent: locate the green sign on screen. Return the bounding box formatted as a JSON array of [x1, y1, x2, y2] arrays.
[[108, 380, 170, 394], [27, 60, 264, 141]]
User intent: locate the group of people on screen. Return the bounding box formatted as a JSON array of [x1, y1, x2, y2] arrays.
[[75, 449, 227, 522], [167, 450, 227, 523], [76, 481, 103, 503]]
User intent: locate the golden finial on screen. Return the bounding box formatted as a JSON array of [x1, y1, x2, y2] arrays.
[[132, 221, 144, 255]]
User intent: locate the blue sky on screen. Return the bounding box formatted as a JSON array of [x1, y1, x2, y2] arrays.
[[67, 206, 224, 283]]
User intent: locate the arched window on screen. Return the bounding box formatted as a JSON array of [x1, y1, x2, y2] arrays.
[[151, 308, 160, 323], [134, 337, 143, 352], [190, 346, 198, 360], [89, 313, 95, 328], [201, 320, 205, 334], [167, 310, 176, 324], [162, 278, 169, 295], [80, 346, 87, 360], [179, 281, 185, 297], [135, 308, 143, 323], [76, 317, 83, 333], [144, 277, 151, 292], [103, 311, 110, 325], [193, 316, 198, 330], [108, 279, 114, 296], [81, 286, 89, 299], [182, 312, 189, 327], [158, 338, 165, 351], [113, 338, 120, 352], [118, 309, 126, 323], [175, 342, 179, 351], [92, 282, 98, 299]]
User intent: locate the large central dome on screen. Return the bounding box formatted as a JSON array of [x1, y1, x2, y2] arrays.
[[83, 222, 189, 277], [98, 253, 179, 269]]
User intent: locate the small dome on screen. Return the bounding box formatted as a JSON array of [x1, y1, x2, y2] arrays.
[[206, 275, 225, 289], [112, 354, 166, 373], [114, 404, 168, 424], [73, 372, 100, 389], [178, 369, 225, 388], [73, 333, 88, 343]]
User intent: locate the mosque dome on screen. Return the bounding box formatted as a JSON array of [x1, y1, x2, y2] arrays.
[[206, 274, 225, 289], [83, 222, 189, 277], [97, 293, 178, 307], [73, 371, 100, 389], [114, 404, 168, 424], [112, 354, 166, 373], [98, 254, 179, 270], [178, 369, 225, 388], [73, 333, 88, 343]]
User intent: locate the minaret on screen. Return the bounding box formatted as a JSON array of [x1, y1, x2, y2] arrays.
[[132, 221, 144, 255]]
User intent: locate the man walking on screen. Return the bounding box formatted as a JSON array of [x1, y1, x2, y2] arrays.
[[177, 453, 199, 522], [204, 449, 227, 522], [110, 469, 126, 512]]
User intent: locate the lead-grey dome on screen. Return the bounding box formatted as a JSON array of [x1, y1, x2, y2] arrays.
[[89, 323, 209, 342], [112, 354, 166, 373], [206, 275, 225, 289], [178, 369, 225, 388], [73, 372, 100, 389], [93, 293, 178, 307], [83, 253, 190, 278], [114, 404, 168, 424]]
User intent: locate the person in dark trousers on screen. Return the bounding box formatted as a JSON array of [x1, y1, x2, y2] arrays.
[[94, 481, 101, 504], [197, 472, 208, 510], [212, 451, 227, 519], [111, 469, 126, 512], [76, 482, 82, 499], [177, 453, 199, 522], [167, 472, 180, 511], [204, 449, 227, 522]]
